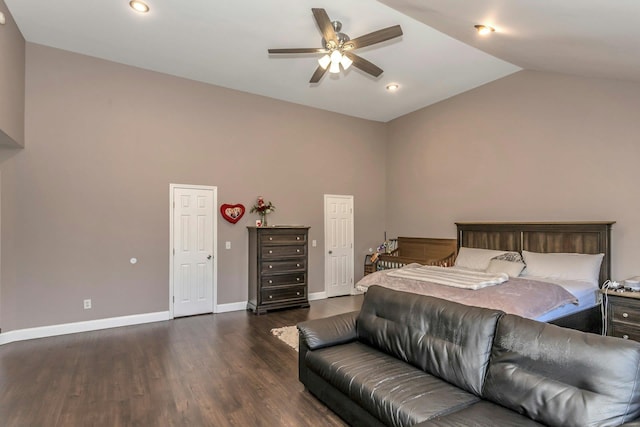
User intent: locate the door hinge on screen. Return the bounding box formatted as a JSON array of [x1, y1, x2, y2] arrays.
[[173, 201, 175, 208], [173, 248, 175, 255], [173, 296, 175, 303]]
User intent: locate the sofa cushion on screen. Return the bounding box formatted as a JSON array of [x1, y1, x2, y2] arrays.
[[305, 341, 480, 427], [414, 401, 545, 426], [485, 314, 640, 427], [355, 285, 503, 395], [297, 311, 358, 350]]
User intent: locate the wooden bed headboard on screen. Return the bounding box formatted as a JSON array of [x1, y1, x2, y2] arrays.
[[456, 222, 615, 286]]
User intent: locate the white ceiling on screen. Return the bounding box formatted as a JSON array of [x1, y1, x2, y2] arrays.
[[4, 1, 638, 122], [380, 0, 640, 84]]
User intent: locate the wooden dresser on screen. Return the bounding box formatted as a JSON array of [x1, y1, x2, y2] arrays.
[[247, 226, 310, 314]]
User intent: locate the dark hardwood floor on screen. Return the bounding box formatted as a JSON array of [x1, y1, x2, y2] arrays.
[[0, 295, 364, 426]]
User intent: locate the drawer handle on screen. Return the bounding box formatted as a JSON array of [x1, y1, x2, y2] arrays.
[[269, 265, 273, 269], [296, 292, 301, 296], [623, 312, 629, 318], [297, 237, 300, 240], [268, 280, 273, 284], [296, 263, 301, 267], [269, 295, 273, 299], [623, 334, 630, 339], [269, 237, 273, 241], [269, 250, 273, 254], [296, 249, 300, 253], [297, 277, 300, 281]]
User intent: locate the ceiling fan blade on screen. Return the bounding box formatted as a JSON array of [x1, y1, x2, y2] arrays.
[[268, 48, 328, 54], [344, 25, 403, 50], [312, 8, 337, 45], [344, 52, 383, 77], [310, 65, 328, 83]]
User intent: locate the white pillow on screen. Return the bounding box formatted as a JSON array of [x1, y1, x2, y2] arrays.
[[454, 247, 508, 271], [521, 250, 604, 285], [486, 259, 526, 277]]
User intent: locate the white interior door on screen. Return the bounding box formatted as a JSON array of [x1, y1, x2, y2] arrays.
[[171, 185, 216, 317], [324, 195, 354, 297]]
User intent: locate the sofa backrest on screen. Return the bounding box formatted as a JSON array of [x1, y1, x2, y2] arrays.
[[484, 314, 640, 427], [356, 285, 503, 396]]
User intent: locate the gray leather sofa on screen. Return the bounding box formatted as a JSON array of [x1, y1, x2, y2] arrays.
[[297, 285, 640, 427]]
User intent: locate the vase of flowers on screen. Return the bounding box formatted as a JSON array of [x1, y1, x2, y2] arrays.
[[250, 196, 275, 227]]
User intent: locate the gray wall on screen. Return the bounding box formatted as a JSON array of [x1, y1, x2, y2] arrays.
[[387, 70, 640, 279], [0, 0, 24, 147], [3, 41, 640, 334], [0, 43, 387, 331]]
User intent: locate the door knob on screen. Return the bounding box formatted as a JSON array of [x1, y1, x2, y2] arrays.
[[207, 254, 212, 260], [328, 250, 333, 254]]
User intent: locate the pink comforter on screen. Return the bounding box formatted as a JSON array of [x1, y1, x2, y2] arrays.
[[356, 266, 578, 320]]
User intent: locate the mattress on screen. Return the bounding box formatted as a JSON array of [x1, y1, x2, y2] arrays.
[[356, 266, 579, 320], [527, 276, 600, 322]]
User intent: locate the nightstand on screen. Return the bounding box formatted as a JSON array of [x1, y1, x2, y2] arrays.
[[602, 289, 640, 341]]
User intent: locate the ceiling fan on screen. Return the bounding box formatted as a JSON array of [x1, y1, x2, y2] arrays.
[[268, 8, 403, 83]]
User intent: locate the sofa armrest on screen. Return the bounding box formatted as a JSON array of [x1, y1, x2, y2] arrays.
[[621, 420, 640, 426], [297, 310, 358, 350]]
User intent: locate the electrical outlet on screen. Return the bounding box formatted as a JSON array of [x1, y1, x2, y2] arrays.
[[84, 299, 92, 309]]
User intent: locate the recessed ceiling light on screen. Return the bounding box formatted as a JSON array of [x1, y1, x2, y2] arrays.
[[386, 84, 400, 92], [129, 1, 150, 13], [474, 25, 495, 36]]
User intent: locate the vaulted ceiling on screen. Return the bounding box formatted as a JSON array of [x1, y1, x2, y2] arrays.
[[5, 0, 638, 122]]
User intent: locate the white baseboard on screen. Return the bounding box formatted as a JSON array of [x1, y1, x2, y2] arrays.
[[216, 294, 329, 310], [0, 311, 171, 346], [215, 301, 248, 313], [309, 289, 361, 299], [0, 293, 341, 345], [309, 291, 327, 301]]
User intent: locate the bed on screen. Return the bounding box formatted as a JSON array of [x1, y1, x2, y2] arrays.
[[356, 221, 615, 334]]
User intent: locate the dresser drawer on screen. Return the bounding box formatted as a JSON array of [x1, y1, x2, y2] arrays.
[[609, 298, 640, 324], [261, 285, 307, 304], [609, 323, 640, 341], [260, 232, 307, 244], [261, 273, 306, 287], [261, 259, 306, 274], [261, 245, 306, 259]]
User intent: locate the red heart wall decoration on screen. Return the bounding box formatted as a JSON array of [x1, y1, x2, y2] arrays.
[[220, 203, 245, 224]]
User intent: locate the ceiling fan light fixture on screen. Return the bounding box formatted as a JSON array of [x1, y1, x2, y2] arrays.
[[474, 24, 495, 36], [267, 8, 403, 83], [340, 55, 353, 71], [129, 1, 150, 13], [330, 50, 342, 64], [318, 54, 331, 70], [386, 84, 400, 92]]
